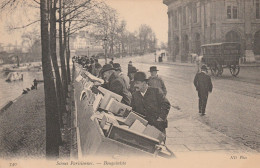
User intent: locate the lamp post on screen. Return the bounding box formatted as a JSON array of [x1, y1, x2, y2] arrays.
[[103, 36, 108, 64], [87, 46, 89, 57], [154, 50, 157, 62]]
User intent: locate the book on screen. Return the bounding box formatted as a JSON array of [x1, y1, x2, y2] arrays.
[[124, 112, 148, 126], [98, 86, 122, 109], [75, 75, 83, 82], [100, 113, 119, 129], [105, 98, 132, 117], [129, 120, 146, 133], [143, 125, 166, 143], [92, 94, 103, 112]]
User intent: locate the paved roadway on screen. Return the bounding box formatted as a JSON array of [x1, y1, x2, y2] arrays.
[[110, 54, 260, 152]]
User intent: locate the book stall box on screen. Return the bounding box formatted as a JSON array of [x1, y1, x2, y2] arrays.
[[74, 67, 174, 158]]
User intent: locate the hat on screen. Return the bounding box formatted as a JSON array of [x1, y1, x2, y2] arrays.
[[129, 61, 132, 63], [201, 65, 207, 71], [101, 64, 115, 74], [129, 66, 138, 73], [134, 72, 148, 82], [149, 66, 159, 72], [113, 63, 121, 71]]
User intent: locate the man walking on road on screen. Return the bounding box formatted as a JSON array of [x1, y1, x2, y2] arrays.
[[148, 66, 167, 96], [193, 65, 213, 115], [131, 72, 171, 135]]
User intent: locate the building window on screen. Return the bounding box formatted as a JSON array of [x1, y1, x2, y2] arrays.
[[183, 6, 186, 25], [233, 6, 238, 19], [226, 1, 238, 19], [193, 4, 197, 23], [197, 2, 200, 23], [227, 6, 232, 19], [256, 0, 260, 19]]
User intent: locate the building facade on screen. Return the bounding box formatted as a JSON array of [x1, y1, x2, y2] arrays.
[[163, 0, 260, 62], [70, 31, 103, 56]]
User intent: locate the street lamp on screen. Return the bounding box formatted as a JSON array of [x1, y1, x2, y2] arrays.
[[103, 36, 108, 64], [87, 46, 89, 57], [154, 50, 157, 62]]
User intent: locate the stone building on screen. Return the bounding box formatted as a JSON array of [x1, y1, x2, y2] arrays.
[[163, 0, 260, 62]]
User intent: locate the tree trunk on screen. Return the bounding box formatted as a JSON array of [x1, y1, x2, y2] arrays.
[[50, 0, 66, 129], [40, 0, 61, 158], [66, 23, 71, 84], [60, 0, 68, 97]]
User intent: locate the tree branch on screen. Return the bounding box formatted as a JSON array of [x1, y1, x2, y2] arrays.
[[32, 0, 40, 5], [9, 20, 40, 30]]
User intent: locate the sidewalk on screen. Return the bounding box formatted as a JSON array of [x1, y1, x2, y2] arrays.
[[166, 109, 255, 154], [161, 59, 260, 67], [114, 55, 257, 155]]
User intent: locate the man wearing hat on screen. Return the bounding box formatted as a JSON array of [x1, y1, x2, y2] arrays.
[[131, 72, 171, 134], [193, 65, 213, 115], [148, 66, 167, 96], [113, 63, 130, 90], [128, 66, 138, 93], [101, 64, 132, 105]]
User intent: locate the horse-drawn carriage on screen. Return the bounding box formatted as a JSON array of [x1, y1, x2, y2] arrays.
[[201, 42, 241, 76]]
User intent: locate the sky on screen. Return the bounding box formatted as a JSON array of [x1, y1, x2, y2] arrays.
[[0, 0, 168, 46], [106, 0, 168, 44]]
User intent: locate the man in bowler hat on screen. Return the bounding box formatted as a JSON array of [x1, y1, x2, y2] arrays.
[[193, 65, 213, 115], [101, 64, 132, 105], [131, 72, 171, 135], [148, 66, 167, 96]]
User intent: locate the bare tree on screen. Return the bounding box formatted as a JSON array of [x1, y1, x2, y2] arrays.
[[40, 0, 61, 158]]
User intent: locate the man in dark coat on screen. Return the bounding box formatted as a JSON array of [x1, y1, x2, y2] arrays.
[[131, 72, 171, 133], [193, 65, 213, 115], [148, 66, 167, 96], [128, 66, 138, 93], [101, 64, 132, 105], [127, 61, 133, 79]]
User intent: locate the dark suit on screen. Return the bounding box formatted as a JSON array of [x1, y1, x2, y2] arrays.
[[193, 72, 213, 114], [131, 87, 171, 132], [107, 72, 132, 105]]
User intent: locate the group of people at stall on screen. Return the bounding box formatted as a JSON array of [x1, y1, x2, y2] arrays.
[[74, 56, 171, 141]]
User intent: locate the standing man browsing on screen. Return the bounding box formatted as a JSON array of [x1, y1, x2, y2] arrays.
[[101, 64, 132, 105], [148, 66, 167, 96], [131, 72, 171, 134], [193, 65, 213, 115]]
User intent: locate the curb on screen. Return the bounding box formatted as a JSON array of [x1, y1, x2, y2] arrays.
[[0, 101, 13, 114]]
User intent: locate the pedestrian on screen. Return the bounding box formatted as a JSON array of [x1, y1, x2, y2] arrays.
[[195, 55, 203, 73], [127, 61, 133, 78], [109, 58, 114, 65], [101, 64, 132, 105], [33, 79, 38, 90], [131, 72, 171, 136], [193, 65, 213, 115], [128, 66, 138, 93], [148, 66, 167, 96], [93, 63, 102, 77], [113, 63, 130, 90]]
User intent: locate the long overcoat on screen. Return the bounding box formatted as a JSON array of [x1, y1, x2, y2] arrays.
[[131, 87, 171, 131]]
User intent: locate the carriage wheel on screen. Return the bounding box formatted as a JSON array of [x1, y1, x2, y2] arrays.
[[230, 65, 240, 77]]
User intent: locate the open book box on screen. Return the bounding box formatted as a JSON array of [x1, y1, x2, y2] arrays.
[[107, 124, 160, 154]]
